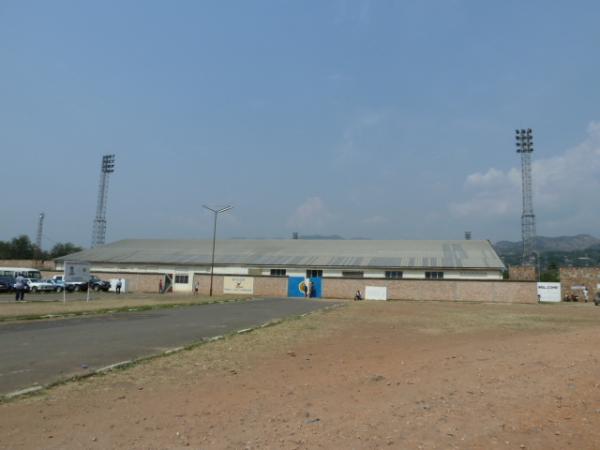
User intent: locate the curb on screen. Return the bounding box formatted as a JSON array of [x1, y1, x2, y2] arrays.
[[96, 360, 133, 373], [4, 385, 43, 399]]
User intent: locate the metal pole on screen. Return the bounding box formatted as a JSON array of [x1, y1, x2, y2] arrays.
[[203, 205, 232, 297], [209, 211, 217, 296]]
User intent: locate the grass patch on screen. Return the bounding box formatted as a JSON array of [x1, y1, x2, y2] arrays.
[[0, 294, 251, 322]]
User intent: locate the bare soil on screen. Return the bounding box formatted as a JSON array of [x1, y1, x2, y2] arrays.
[[2, 301, 600, 449]]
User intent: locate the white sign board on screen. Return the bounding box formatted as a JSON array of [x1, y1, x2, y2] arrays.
[[365, 286, 388, 301], [64, 261, 91, 282], [537, 282, 561, 302], [224, 276, 254, 294]]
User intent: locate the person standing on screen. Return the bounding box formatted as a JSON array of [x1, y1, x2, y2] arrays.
[[15, 273, 26, 301], [194, 281, 199, 295], [159, 278, 163, 294], [304, 277, 312, 298], [116, 278, 122, 295]]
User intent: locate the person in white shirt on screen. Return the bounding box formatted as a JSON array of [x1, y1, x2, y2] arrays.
[[15, 273, 27, 301]]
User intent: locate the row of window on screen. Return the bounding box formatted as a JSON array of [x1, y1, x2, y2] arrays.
[[268, 269, 444, 279], [175, 271, 445, 282]]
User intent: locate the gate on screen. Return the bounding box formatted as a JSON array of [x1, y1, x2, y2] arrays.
[[287, 277, 322, 298]]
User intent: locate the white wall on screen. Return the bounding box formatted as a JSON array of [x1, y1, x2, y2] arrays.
[[83, 264, 502, 281], [173, 271, 194, 293]]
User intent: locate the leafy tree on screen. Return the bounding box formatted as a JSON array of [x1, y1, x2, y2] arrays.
[[49, 242, 83, 259], [8, 235, 35, 259], [0, 236, 82, 260], [0, 241, 10, 259], [540, 261, 560, 282]]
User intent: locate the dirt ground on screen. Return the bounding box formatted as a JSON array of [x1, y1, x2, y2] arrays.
[[2, 300, 600, 449], [0, 293, 243, 320]]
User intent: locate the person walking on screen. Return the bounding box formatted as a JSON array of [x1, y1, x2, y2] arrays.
[[194, 281, 199, 295], [116, 278, 122, 295], [159, 278, 163, 294], [15, 273, 26, 301]]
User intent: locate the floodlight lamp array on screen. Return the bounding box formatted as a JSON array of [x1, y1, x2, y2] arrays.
[[101, 154, 116, 173], [515, 129, 533, 153]]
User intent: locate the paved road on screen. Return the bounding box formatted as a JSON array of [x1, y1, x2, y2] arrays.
[[0, 298, 338, 395]]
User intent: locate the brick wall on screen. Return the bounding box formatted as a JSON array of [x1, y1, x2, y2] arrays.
[[559, 267, 600, 301], [323, 278, 537, 304], [37, 268, 537, 303], [509, 266, 537, 281], [87, 272, 164, 293], [254, 276, 287, 297], [0, 259, 55, 270], [191, 274, 287, 297]]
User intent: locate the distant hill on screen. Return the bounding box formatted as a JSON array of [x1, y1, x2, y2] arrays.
[[494, 234, 600, 254]]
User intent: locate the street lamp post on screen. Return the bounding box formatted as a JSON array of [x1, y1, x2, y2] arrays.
[[202, 205, 232, 296]]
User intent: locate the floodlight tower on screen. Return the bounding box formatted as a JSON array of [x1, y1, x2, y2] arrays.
[[35, 212, 45, 257], [91, 154, 116, 248], [515, 129, 537, 266]]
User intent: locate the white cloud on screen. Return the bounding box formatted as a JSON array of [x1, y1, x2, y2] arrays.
[[449, 122, 600, 233], [287, 197, 334, 231]]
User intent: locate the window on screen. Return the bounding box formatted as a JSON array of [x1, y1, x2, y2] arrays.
[[425, 271, 444, 280], [270, 269, 286, 276], [385, 271, 403, 279], [342, 271, 363, 278], [174, 275, 189, 284], [306, 270, 323, 278]]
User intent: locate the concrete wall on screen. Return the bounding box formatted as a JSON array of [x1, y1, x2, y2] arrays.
[[560, 267, 600, 301], [323, 278, 537, 304], [509, 266, 537, 281]]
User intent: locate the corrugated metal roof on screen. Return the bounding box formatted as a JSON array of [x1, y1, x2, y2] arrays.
[[57, 239, 505, 270]]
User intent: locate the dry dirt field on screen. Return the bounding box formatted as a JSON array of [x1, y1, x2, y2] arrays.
[[2, 300, 600, 449]]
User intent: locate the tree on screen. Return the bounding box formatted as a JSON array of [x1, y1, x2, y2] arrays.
[[0, 241, 10, 259], [9, 235, 35, 259], [49, 243, 83, 259], [540, 261, 560, 282]]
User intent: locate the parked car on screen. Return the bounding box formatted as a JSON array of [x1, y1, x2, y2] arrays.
[[46, 278, 74, 292], [0, 276, 14, 292], [88, 276, 110, 292], [27, 278, 56, 293], [51, 275, 87, 291]]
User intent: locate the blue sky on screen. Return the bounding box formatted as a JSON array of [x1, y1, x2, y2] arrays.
[[2, 0, 600, 248]]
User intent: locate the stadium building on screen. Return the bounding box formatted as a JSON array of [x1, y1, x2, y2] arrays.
[[54, 239, 538, 303]]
